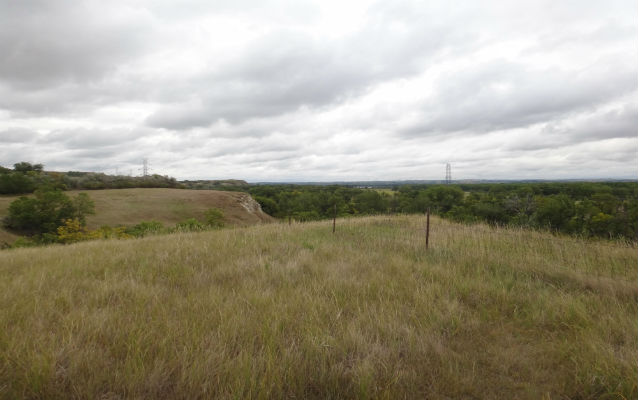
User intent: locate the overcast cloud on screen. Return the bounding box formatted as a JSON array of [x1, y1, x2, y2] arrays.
[[0, 0, 635, 181]]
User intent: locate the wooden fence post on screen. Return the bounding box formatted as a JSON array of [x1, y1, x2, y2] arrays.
[[332, 203, 337, 234], [426, 207, 430, 250]]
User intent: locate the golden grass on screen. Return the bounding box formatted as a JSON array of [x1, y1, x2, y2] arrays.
[[0, 215, 635, 399]]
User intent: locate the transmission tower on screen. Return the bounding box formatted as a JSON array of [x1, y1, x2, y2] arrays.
[[142, 158, 149, 177], [445, 163, 451, 184]]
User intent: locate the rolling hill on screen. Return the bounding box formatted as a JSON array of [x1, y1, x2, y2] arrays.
[[0, 215, 635, 399], [0, 188, 274, 244]]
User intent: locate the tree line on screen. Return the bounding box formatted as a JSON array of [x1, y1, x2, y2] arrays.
[[0, 162, 181, 194], [3, 162, 634, 241], [249, 182, 637, 241]]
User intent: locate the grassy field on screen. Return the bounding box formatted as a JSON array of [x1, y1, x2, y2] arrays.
[[0, 215, 636, 399], [0, 188, 273, 244]]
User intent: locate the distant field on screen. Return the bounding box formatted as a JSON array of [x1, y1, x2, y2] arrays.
[[0, 188, 273, 244], [0, 215, 635, 399]]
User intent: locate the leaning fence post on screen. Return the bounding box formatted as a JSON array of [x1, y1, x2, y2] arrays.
[[332, 203, 337, 234], [426, 207, 430, 249]]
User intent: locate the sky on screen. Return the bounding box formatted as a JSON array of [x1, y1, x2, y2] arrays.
[[0, 0, 636, 181]]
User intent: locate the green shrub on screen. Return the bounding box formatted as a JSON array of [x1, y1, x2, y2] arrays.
[[95, 225, 132, 240], [56, 218, 100, 244], [254, 196, 278, 216], [3, 190, 94, 235], [9, 237, 38, 248], [126, 221, 166, 237], [4, 190, 74, 234], [175, 218, 206, 232], [205, 208, 225, 228]]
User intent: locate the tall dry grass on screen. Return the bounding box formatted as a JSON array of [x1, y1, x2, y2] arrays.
[[0, 215, 635, 399]]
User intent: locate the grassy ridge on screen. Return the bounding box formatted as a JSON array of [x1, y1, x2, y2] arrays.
[[0, 216, 636, 399], [0, 188, 273, 244]]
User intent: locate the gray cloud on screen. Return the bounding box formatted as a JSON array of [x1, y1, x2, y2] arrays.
[[507, 103, 638, 151], [37, 127, 152, 149], [400, 57, 636, 137], [0, 1, 158, 117], [0, 0, 635, 180], [573, 105, 638, 141], [0, 128, 39, 142], [0, 1, 155, 89], [146, 14, 466, 129]]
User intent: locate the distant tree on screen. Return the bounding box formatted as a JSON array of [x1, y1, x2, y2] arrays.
[[0, 172, 35, 194], [353, 191, 387, 214], [72, 193, 96, 225], [254, 196, 279, 216], [424, 186, 464, 213], [4, 197, 40, 233], [13, 162, 43, 173], [588, 212, 614, 238], [591, 193, 618, 215], [534, 195, 574, 231], [4, 190, 73, 234], [471, 200, 508, 225]]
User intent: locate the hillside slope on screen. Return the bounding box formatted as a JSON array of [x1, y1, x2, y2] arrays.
[[79, 188, 273, 228], [0, 216, 636, 399], [0, 188, 273, 243]]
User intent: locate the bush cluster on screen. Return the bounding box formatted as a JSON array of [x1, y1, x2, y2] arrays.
[[3, 201, 226, 248], [3, 190, 95, 235]]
